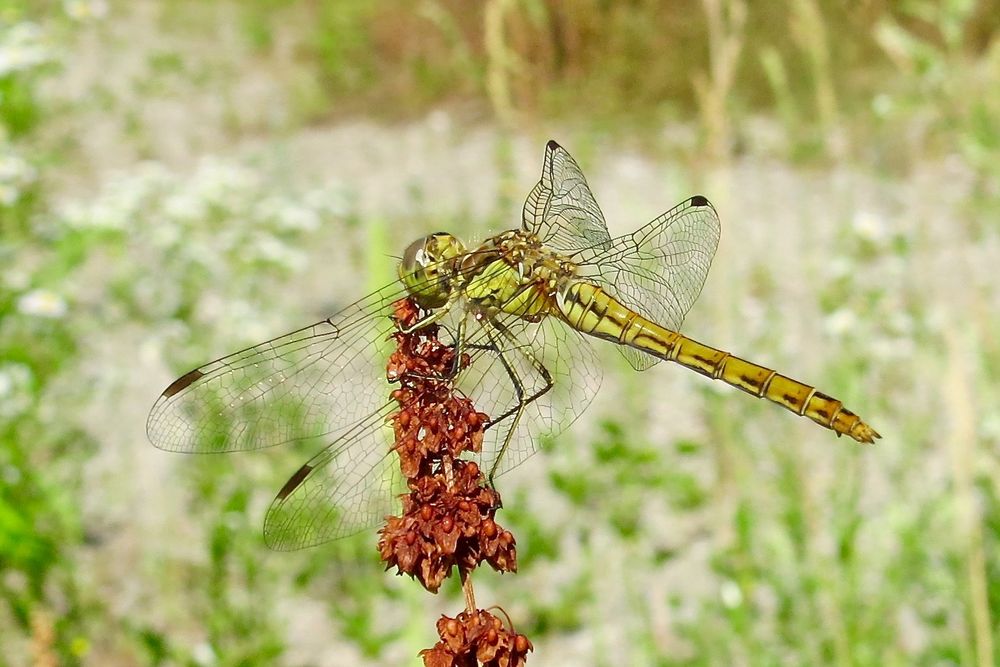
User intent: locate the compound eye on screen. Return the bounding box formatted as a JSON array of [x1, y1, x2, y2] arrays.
[[398, 236, 448, 308], [401, 237, 428, 271]]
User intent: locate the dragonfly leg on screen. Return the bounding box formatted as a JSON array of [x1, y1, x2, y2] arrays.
[[398, 307, 448, 334], [393, 295, 472, 382], [398, 289, 462, 335], [445, 314, 468, 379], [481, 320, 554, 485]]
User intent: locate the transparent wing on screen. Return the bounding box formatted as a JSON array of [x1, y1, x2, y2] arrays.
[[146, 252, 493, 455], [262, 290, 603, 550], [147, 285, 402, 455], [572, 195, 721, 371], [261, 313, 522, 550], [442, 285, 602, 478], [465, 312, 603, 478], [262, 401, 402, 550], [523, 142, 720, 370], [522, 140, 613, 254]]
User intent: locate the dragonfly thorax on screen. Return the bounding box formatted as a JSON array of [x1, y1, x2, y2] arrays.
[[398, 232, 467, 309], [496, 230, 578, 285], [455, 230, 580, 321]]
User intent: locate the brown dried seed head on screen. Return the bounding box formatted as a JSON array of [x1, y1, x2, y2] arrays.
[[515, 634, 530, 652], [482, 519, 497, 538], [421, 505, 433, 521], [441, 516, 454, 532]]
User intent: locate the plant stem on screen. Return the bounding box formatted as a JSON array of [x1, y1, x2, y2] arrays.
[[460, 567, 477, 615]]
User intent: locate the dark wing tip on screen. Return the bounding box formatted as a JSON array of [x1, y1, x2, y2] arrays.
[[690, 194, 711, 207], [275, 462, 314, 501], [263, 463, 317, 551], [546, 139, 561, 151], [161, 368, 205, 398], [264, 463, 318, 551]]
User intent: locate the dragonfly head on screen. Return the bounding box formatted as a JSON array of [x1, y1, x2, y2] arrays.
[[398, 232, 467, 309]]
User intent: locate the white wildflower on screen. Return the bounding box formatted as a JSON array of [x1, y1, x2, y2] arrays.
[[149, 218, 182, 248], [194, 158, 256, 207], [0, 362, 33, 419], [872, 93, 893, 118], [63, 0, 109, 21], [163, 190, 207, 223], [924, 305, 948, 334], [254, 234, 306, 271], [887, 311, 914, 337], [219, 299, 271, 343], [129, 161, 172, 191], [17, 288, 68, 318], [0, 148, 37, 205], [0, 151, 36, 182], [852, 210, 888, 245], [0, 369, 13, 396], [84, 197, 129, 230], [720, 580, 743, 609], [302, 186, 350, 218], [980, 413, 1000, 442], [0, 23, 56, 77], [869, 335, 915, 361], [0, 183, 17, 206], [191, 642, 216, 666], [57, 201, 88, 229], [825, 255, 854, 281], [62, 164, 168, 230], [273, 202, 321, 232], [824, 308, 857, 336]]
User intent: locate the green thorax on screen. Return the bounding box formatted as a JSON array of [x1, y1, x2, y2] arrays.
[[463, 258, 551, 319]]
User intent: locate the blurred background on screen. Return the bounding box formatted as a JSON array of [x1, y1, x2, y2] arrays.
[[2, 0, 999, 665]]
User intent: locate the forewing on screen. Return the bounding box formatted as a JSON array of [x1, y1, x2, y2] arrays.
[[147, 281, 413, 454], [523, 140, 613, 254], [574, 195, 720, 370]]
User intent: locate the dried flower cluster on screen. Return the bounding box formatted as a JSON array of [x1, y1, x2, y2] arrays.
[[421, 610, 533, 667], [379, 298, 530, 666], [379, 298, 517, 592]]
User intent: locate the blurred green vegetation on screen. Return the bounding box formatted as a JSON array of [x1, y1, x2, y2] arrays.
[[1, 0, 998, 665], [229, 0, 1000, 170]]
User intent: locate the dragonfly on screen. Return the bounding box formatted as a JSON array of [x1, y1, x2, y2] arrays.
[[148, 140, 879, 551]]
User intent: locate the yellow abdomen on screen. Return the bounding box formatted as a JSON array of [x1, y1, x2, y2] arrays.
[[555, 281, 880, 444]]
